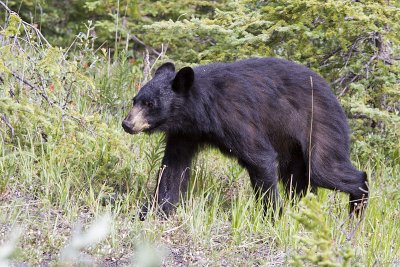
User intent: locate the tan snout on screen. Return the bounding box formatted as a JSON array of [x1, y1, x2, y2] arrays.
[[122, 106, 150, 134]]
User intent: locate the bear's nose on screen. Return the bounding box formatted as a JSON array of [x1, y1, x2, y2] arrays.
[[122, 120, 134, 134]]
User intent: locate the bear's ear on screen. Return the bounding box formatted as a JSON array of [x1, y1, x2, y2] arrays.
[[155, 62, 175, 76], [172, 67, 194, 94]]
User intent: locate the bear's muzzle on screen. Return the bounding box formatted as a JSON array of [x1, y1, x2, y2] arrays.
[[122, 106, 151, 134]]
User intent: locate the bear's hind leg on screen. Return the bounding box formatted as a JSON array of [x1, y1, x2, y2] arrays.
[[279, 149, 310, 200], [242, 152, 281, 216], [347, 170, 369, 216], [311, 161, 368, 217]]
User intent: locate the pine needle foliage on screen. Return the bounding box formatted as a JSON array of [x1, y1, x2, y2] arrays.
[[291, 194, 357, 267]]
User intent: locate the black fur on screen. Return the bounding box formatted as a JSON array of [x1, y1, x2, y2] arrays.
[[122, 58, 369, 219]]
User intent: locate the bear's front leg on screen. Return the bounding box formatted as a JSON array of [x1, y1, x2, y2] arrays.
[[140, 134, 198, 220]]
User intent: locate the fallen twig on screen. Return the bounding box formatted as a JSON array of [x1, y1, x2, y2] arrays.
[[11, 72, 36, 90], [1, 113, 14, 138]]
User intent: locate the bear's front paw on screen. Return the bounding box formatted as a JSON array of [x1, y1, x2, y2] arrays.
[[159, 200, 176, 219], [138, 203, 149, 221], [137, 199, 177, 221]]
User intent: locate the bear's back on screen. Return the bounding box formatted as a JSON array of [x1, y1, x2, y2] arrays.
[[194, 58, 330, 92], [192, 57, 339, 111]]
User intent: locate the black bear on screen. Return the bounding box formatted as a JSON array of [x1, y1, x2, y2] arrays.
[[122, 58, 368, 219]]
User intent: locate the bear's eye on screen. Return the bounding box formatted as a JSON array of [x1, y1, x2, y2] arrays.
[[143, 100, 154, 109]]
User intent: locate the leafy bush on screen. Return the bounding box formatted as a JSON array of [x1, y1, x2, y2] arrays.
[[0, 11, 143, 203]]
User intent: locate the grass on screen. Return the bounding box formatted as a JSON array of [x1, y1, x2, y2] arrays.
[[1, 133, 399, 266], [0, 8, 400, 267]]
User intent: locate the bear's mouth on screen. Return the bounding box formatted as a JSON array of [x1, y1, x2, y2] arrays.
[[142, 120, 164, 134], [122, 122, 137, 134], [122, 122, 161, 135], [123, 126, 135, 134], [122, 115, 166, 135]]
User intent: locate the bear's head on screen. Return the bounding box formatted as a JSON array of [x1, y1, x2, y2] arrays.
[[122, 62, 194, 134]]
